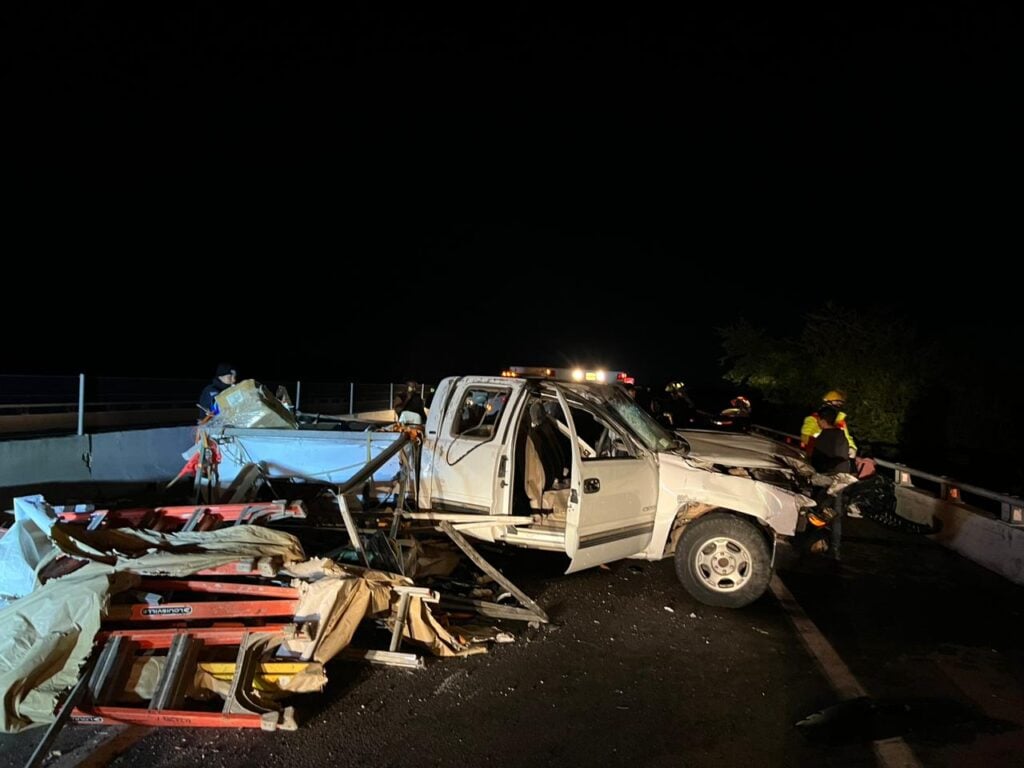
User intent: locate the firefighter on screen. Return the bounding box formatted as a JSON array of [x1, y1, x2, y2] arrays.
[[800, 390, 857, 458], [660, 381, 696, 428], [805, 404, 855, 560]]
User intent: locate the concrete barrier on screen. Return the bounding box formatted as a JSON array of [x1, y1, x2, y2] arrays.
[[0, 409, 196, 435], [896, 486, 1024, 586], [0, 426, 195, 509]]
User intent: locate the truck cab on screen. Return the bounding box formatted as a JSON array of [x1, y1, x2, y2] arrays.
[[419, 367, 817, 608]]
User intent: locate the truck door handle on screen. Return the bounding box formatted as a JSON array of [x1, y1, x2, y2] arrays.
[[584, 478, 601, 494]]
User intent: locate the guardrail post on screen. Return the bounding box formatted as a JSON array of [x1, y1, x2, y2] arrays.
[[349, 382, 355, 415], [295, 380, 302, 411], [77, 373, 85, 436], [389, 383, 395, 411], [894, 466, 913, 487], [939, 478, 961, 502], [1001, 502, 1024, 525]]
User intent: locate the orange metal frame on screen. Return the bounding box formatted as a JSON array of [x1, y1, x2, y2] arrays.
[[95, 625, 290, 649], [57, 501, 306, 529], [72, 707, 272, 728], [106, 600, 298, 622]]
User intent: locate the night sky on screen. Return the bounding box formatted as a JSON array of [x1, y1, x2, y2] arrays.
[[3, 4, 1018, 389]]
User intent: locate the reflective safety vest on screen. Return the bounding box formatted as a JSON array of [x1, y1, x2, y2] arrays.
[[800, 410, 856, 454]]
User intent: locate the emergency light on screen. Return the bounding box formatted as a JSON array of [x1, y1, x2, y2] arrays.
[[501, 366, 628, 384]]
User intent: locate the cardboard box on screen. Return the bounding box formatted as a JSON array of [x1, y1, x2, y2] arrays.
[[214, 379, 297, 429]]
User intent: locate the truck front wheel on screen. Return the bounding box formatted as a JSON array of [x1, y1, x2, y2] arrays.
[[674, 512, 771, 608]]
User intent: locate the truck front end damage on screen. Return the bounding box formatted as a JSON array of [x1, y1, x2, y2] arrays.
[[638, 430, 819, 608], [646, 450, 816, 562]]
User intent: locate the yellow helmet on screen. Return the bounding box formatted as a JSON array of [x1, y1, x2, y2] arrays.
[[822, 390, 846, 404]]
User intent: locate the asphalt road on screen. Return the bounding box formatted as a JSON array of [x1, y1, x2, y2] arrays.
[[3, 519, 1022, 768]]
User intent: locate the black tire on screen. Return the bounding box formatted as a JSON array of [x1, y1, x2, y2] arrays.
[[674, 512, 772, 608]]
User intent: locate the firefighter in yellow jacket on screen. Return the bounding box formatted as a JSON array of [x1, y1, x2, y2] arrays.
[[801, 390, 857, 458]]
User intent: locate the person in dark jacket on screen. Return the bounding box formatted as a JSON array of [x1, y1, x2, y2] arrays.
[[198, 363, 237, 419], [809, 405, 852, 474], [801, 389, 857, 458], [807, 404, 854, 560], [396, 381, 426, 424], [658, 381, 697, 428]]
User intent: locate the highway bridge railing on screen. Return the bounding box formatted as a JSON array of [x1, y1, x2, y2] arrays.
[[751, 424, 1024, 526]]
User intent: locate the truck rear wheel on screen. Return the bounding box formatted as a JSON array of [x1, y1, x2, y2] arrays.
[[674, 512, 771, 608]]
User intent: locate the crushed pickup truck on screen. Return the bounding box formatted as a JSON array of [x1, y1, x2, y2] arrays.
[[202, 367, 824, 608]]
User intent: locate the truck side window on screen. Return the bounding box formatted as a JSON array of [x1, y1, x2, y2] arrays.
[[451, 387, 510, 439], [568, 404, 634, 460]]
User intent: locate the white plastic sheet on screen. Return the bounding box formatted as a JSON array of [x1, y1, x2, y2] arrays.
[[0, 495, 58, 608]]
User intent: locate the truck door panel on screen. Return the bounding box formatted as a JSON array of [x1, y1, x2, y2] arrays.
[[556, 388, 659, 572]]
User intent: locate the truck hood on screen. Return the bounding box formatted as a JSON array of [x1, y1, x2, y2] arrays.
[[677, 429, 809, 470]]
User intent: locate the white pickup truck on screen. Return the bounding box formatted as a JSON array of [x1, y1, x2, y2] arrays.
[[415, 367, 817, 608], [208, 366, 819, 608]]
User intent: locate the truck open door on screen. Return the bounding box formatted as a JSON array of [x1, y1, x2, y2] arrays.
[[554, 387, 659, 573]]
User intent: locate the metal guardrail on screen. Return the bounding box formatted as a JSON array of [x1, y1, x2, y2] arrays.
[[751, 424, 1024, 525]]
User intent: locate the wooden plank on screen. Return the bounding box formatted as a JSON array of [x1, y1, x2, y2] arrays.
[[339, 648, 424, 668]]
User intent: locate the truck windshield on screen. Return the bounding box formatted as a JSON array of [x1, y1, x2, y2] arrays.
[[563, 384, 681, 453]]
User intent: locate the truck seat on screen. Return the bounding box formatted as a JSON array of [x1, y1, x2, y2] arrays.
[[525, 427, 569, 520]]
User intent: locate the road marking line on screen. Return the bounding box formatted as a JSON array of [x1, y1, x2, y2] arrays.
[[770, 575, 922, 768]]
